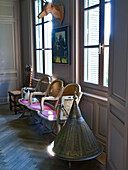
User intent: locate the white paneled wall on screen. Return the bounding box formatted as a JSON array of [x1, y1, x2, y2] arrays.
[[107, 0, 128, 169], [80, 94, 108, 150], [0, 0, 21, 103]]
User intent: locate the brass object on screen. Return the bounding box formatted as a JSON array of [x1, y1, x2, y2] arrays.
[[53, 95, 103, 161]]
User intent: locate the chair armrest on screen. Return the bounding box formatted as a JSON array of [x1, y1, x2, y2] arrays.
[[78, 92, 83, 103], [30, 92, 46, 104], [28, 87, 36, 92], [41, 96, 59, 110], [21, 87, 36, 98], [21, 87, 35, 91]]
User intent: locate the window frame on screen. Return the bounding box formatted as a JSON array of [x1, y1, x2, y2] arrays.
[[33, 0, 52, 78], [79, 0, 111, 97]]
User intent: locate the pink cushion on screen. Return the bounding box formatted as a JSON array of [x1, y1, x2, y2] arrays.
[[29, 102, 41, 110], [29, 103, 52, 111], [38, 110, 56, 121], [20, 99, 30, 105]]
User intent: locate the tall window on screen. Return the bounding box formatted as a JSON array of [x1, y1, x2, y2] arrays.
[[83, 0, 111, 91], [34, 0, 52, 76]]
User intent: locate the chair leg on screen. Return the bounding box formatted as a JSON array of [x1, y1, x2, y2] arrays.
[[31, 117, 55, 135], [14, 96, 17, 114], [53, 121, 60, 135], [9, 94, 12, 111], [30, 112, 42, 125], [19, 107, 25, 118], [38, 119, 54, 135]]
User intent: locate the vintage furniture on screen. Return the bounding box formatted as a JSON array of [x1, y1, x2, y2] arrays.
[[18, 76, 51, 117], [8, 65, 32, 114], [24, 64, 33, 87], [20, 76, 51, 102], [21, 75, 52, 96], [31, 82, 82, 135], [8, 90, 21, 114], [57, 83, 82, 130], [26, 79, 64, 134], [28, 79, 64, 111]]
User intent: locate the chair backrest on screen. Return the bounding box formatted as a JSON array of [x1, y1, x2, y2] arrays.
[[35, 76, 51, 92], [42, 79, 63, 110], [46, 79, 64, 98], [58, 83, 82, 120], [61, 83, 82, 102], [24, 64, 32, 87]]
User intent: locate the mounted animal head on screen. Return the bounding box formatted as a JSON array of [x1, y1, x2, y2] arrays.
[[38, 2, 64, 24]]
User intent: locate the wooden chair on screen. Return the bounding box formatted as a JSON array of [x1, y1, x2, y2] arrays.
[[27, 79, 63, 111], [20, 76, 51, 100], [8, 64, 32, 114], [24, 64, 33, 87], [18, 76, 51, 117], [56, 83, 83, 130], [27, 79, 64, 134], [32, 83, 82, 135]]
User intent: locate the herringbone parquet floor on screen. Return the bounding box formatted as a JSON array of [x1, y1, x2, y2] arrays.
[[0, 104, 106, 170]]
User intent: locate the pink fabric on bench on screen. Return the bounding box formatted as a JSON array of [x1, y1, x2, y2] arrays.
[[29, 103, 56, 120], [39, 110, 56, 121], [29, 103, 52, 111], [29, 102, 41, 110], [20, 100, 30, 105]]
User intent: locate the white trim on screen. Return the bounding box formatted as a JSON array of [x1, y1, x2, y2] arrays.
[[76, 0, 79, 84], [27, 0, 34, 68], [83, 92, 108, 102]]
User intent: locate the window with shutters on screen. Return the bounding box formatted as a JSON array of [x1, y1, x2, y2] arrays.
[[80, 0, 111, 95], [34, 0, 52, 76]]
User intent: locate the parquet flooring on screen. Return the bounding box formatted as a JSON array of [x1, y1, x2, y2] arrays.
[[0, 104, 106, 170]]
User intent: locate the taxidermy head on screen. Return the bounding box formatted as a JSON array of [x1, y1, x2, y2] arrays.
[[38, 1, 64, 24]]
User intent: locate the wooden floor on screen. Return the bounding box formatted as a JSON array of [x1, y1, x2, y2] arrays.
[[0, 104, 106, 170]]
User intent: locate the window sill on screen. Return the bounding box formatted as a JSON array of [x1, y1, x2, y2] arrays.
[[83, 92, 108, 102]]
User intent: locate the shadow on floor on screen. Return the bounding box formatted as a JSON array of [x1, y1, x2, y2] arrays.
[[0, 104, 106, 170]]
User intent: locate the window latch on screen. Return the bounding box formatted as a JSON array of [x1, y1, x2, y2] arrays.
[[99, 43, 104, 55]]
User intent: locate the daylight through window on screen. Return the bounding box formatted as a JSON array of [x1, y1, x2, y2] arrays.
[[84, 0, 111, 88], [34, 0, 52, 76]]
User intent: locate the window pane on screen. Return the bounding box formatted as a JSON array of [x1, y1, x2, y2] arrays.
[[84, 0, 99, 8], [84, 48, 99, 84], [43, 0, 52, 22], [103, 47, 109, 87], [45, 50, 52, 76], [44, 0, 52, 3], [104, 2, 111, 45], [44, 22, 52, 48], [35, 0, 42, 24], [36, 50, 43, 73], [44, 13, 52, 22], [84, 7, 99, 46], [36, 25, 42, 49], [105, 0, 111, 2]]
